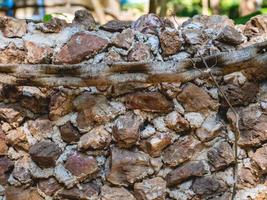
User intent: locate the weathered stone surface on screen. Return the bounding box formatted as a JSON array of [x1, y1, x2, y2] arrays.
[[101, 20, 132, 32], [244, 15, 267, 37], [207, 141, 234, 171], [128, 42, 151, 62], [216, 25, 244, 45], [57, 183, 99, 200], [5, 186, 44, 200], [101, 185, 136, 200], [162, 135, 201, 167], [113, 112, 142, 148], [160, 29, 182, 56], [0, 17, 27, 38], [184, 112, 204, 129], [59, 121, 80, 143], [238, 166, 259, 188], [252, 145, 267, 174], [192, 176, 227, 197], [140, 132, 172, 157], [12, 156, 31, 184], [132, 14, 165, 35], [177, 83, 217, 113], [49, 90, 74, 120], [27, 118, 53, 141], [25, 41, 53, 64], [0, 104, 25, 127], [0, 156, 13, 185], [72, 9, 96, 30], [54, 32, 108, 64], [78, 126, 111, 150], [112, 29, 135, 49], [166, 161, 208, 187], [38, 177, 62, 196], [125, 92, 173, 113], [65, 152, 98, 179], [0, 129, 8, 155], [37, 17, 67, 33], [220, 82, 259, 107], [134, 177, 166, 200], [165, 111, 189, 132], [182, 29, 207, 45], [0, 43, 26, 64], [29, 141, 61, 168], [107, 147, 154, 186], [6, 128, 29, 150]]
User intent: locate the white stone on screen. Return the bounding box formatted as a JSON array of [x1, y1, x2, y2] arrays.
[[184, 112, 204, 128]]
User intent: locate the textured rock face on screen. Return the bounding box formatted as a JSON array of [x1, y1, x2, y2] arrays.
[[0, 43, 26, 64], [25, 41, 53, 64], [160, 30, 182, 56], [252, 145, 267, 174], [128, 43, 151, 62], [112, 29, 135, 49], [59, 121, 80, 143], [101, 185, 136, 200], [0, 17, 27, 38]]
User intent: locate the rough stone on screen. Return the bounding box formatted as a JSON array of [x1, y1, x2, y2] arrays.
[[112, 112, 142, 148], [0, 17, 27, 38], [112, 29, 135, 49], [252, 145, 267, 174], [238, 166, 259, 188], [184, 112, 204, 129], [104, 49, 123, 63], [100, 185, 135, 200], [54, 32, 108, 64], [0, 156, 13, 185], [72, 9, 96, 30], [160, 29, 182, 56], [128, 42, 151, 62], [59, 121, 80, 143], [166, 161, 208, 187], [0, 43, 26, 64], [25, 41, 53, 64], [27, 118, 53, 141], [5, 186, 43, 200], [162, 135, 201, 167], [29, 141, 62, 168], [37, 17, 67, 33], [216, 25, 244, 45], [12, 156, 31, 184], [177, 83, 217, 113], [101, 20, 132, 32], [207, 141, 234, 171], [37, 177, 62, 196], [107, 147, 154, 186], [0, 129, 8, 155], [0, 104, 25, 127], [165, 111, 189, 132], [244, 15, 267, 37], [134, 177, 167, 200], [6, 128, 29, 150], [140, 132, 172, 157], [125, 92, 173, 113]]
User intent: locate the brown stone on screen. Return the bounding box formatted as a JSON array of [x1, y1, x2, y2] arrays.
[[78, 126, 111, 150], [220, 81, 259, 107], [29, 141, 61, 168], [107, 147, 154, 186], [182, 29, 207, 45], [57, 183, 99, 200], [0, 156, 13, 185], [162, 135, 201, 167], [72, 9, 96, 30], [101, 185, 136, 200], [0, 129, 8, 155], [65, 152, 98, 179], [104, 49, 123, 63], [49, 90, 74, 121], [128, 42, 151, 62], [38, 177, 62, 196], [238, 167, 259, 188], [125, 92, 173, 113], [0, 84, 21, 102], [0, 16, 27, 38], [12, 156, 31, 184], [6, 128, 29, 150], [166, 161, 208, 187], [27, 118, 53, 141], [140, 132, 172, 157], [216, 25, 244, 45], [25, 41, 53, 64], [0, 104, 25, 127], [244, 15, 267, 37], [113, 112, 142, 148], [112, 29, 135, 49], [207, 141, 234, 171], [134, 177, 166, 200], [54, 32, 108, 64], [165, 111, 190, 132], [252, 146, 267, 174], [192, 176, 227, 197], [37, 17, 67, 33], [101, 20, 133, 32], [160, 30, 182, 56], [177, 83, 217, 113], [0, 43, 26, 64], [5, 186, 44, 200], [59, 121, 80, 143], [20, 94, 49, 114]]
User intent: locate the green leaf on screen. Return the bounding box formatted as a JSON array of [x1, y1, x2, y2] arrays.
[[43, 14, 53, 23]]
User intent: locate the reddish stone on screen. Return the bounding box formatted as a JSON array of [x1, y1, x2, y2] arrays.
[[5, 186, 44, 200], [0, 43, 26, 64], [0, 16, 27, 38], [252, 146, 267, 174], [0, 156, 13, 185], [128, 42, 151, 62], [25, 41, 53, 64], [160, 30, 182, 56], [112, 29, 135, 49], [101, 185, 136, 200], [54, 32, 108, 64], [27, 118, 53, 141], [29, 141, 61, 168], [38, 177, 62, 196], [101, 20, 132, 32], [59, 121, 80, 143], [72, 9, 96, 31], [125, 92, 173, 113], [238, 167, 259, 188], [65, 152, 98, 179], [0, 104, 25, 127]]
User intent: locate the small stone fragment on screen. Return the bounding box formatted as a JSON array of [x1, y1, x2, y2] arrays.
[[0, 16, 27, 38], [59, 121, 80, 143], [6, 128, 29, 150], [37, 17, 67, 33], [134, 177, 167, 200], [128, 42, 151, 62], [101, 185, 136, 200], [72, 9, 96, 30], [0, 129, 8, 155], [29, 141, 61, 168], [0, 156, 13, 185], [166, 161, 208, 187], [160, 29, 182, 56], [125, 92, 173, 113], [38, 177, 62, 196], [27, 118, 53, 141], [112, 112, 142, 148], [216, 25, 244, 45], [112, 29, 135, 49], [244, 15, 267, 37], [54, 32, 108, 64], [5, 186, 44, 200], [252, 145, 267, 174], [184, 112, 204, 129], [101, 20, 132, 32], [165, 111, 189, 132], [0, 43, 26, 64], [25, 41, 53, 64], [207, 141, 234, 171]]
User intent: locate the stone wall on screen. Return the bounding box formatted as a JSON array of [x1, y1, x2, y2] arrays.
[[0, 10, 266, 200]]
